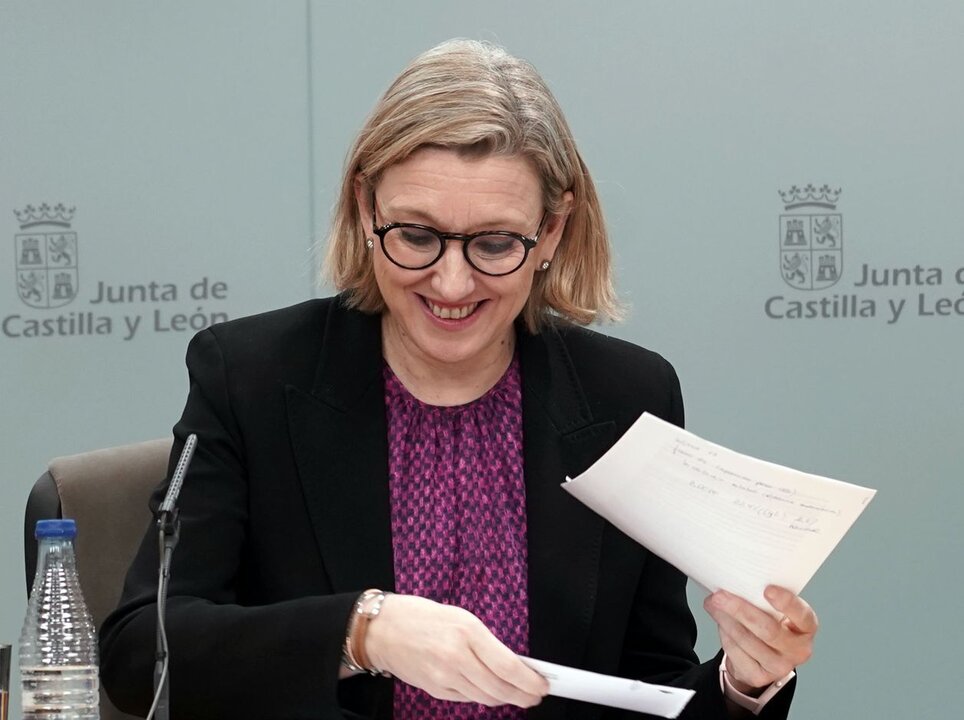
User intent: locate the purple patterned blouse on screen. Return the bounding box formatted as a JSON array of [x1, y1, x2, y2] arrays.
[[385, 355, 529, 720]]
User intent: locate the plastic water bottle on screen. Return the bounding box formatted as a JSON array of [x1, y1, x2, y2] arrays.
[[20, 519, 100, 720]]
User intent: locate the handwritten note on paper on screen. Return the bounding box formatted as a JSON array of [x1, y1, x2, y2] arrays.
[[564, 413, 876, 613]]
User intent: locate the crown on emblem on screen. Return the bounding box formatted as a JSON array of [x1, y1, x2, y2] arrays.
[[778, 184, 841, 209], [14, 203, 76, 228]]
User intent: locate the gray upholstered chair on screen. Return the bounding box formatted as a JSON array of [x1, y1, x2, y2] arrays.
[[24, 438, 173, 720]]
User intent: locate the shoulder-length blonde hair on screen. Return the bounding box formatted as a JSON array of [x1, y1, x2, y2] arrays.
[[325, 39, 620, 332]]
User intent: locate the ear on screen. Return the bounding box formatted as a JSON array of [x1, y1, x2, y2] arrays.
[[535, 189, 573, 263]]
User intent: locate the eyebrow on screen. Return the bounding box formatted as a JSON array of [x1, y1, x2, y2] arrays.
[[380, 202, 534, 233]]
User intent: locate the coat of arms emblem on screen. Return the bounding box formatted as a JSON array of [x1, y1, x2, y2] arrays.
[[778, 186, 842, 290], [14, 204, 79, 308]]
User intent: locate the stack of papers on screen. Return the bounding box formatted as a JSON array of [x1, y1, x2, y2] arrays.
[[564, 412, 876, 613], [525, 413, 875, 717]]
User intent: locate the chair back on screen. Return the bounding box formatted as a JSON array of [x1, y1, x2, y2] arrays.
[[24, 437, 172, 720]]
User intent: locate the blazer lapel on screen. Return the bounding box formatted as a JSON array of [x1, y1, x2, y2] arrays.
[[520, 323, 616, 673], [286, 301, 395, 594], [286, 305, 617, 675]]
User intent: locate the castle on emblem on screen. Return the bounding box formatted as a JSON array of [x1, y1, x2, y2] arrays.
[[816, 255, 839, 282], [778, 186, 843, 291], [783, 218, 807, 247], [19, 237, 44, 265], [13, 204, 79, 309], [52, 272, 75, 300]]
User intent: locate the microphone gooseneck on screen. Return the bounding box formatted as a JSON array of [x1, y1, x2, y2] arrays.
[[148, 433, 197, 720], [158, 433, 197, 516]]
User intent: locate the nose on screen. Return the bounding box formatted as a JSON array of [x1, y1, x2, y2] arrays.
[[430, 241, 476, 300]]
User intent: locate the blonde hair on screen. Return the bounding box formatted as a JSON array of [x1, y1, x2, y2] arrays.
[[325, 39, 620, 332]]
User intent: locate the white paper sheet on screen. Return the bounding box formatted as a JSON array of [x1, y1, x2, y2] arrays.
[[564, 413, 876, 613], [521, 657, 695, 718]]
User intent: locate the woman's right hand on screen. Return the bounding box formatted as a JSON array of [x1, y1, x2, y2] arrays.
[[364, 594, 548, 708]]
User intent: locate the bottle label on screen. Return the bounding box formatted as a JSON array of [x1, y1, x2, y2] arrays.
[[21, 665, 99, 714]]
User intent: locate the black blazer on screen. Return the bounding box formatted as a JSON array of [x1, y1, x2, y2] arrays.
[[100, 297, 794, 720]]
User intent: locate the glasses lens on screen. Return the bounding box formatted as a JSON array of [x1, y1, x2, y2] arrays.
[[467, 234, 527, 274], [382, 226, 442, 268]]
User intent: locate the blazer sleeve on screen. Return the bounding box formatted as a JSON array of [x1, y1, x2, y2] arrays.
[[99, 328, 361, 720]]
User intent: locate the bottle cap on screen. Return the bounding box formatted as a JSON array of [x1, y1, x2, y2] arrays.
[[0, 643, 10, 692], [35, 518, 77, 539]]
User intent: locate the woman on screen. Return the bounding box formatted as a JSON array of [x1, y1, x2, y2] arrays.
[[101, 40, 816, 719]]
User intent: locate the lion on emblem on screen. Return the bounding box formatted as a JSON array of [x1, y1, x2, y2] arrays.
[[18, 271, 44, 302], [813, 217, 838, 247], [782, 253, 807, 285]]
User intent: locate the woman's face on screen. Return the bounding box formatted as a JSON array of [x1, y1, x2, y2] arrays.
[[357, 147, 567, 375]]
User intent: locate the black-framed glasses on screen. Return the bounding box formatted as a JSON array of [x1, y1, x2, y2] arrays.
[[371, 192, 548, 277]]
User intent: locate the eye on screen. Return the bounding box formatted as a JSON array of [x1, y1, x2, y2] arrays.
[[397, 226, 439, 250], [471, 235, 523, 259]]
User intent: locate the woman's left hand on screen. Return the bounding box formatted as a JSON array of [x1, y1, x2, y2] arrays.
[[703, 585, 818, 693]]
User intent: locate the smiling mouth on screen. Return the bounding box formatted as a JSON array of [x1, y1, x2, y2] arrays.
[[423, 297, 481, 320]]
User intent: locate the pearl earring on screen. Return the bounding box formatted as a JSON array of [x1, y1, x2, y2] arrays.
[[540, 260, 551, 271]]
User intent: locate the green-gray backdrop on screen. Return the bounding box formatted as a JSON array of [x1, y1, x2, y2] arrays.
[[2, 1, 961, 717]]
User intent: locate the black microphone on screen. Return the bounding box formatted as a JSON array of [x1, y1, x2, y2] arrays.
[[159, 433, 197, 517], [149, 433, 197, 720]]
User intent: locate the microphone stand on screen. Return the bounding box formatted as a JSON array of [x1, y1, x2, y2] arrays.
[[148, 432, 195, 720], [153, 508, 180, 720]]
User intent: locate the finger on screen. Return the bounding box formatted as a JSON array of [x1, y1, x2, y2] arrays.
[[429, 686, 481, 704], [765, 586, 819, 635], [413, 640, 508, 706], [468, 625, 549, 696], [414, 643, 504, 706], [705, 591, 785, 648], [457, 662, 542, 708], [707, 600, 789, 678], [435, 635, 540, 708], [707, 592, 811, 681], [403, 655, 505, 707], [719, 628, 773, 690], [442, 675, 505, 707], [467, 630, 548, 705]]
